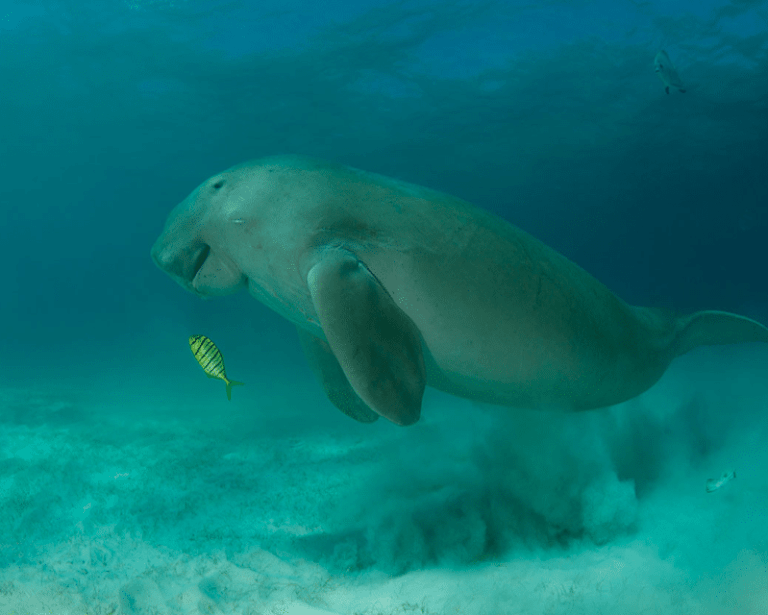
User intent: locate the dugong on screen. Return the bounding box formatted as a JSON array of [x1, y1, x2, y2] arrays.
[[151, 156, 768, 426], [654, 50, 686, 94]]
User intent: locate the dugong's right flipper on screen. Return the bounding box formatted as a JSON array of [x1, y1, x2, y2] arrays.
[[297, 327, 379, 423], [307, 249, 426, 426]]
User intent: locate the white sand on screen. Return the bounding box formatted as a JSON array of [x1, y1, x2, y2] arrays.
[[1, 350, 767, 615]]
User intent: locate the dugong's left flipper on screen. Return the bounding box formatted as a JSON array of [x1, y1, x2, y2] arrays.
[[307, 250, 426, 426], [296, 327, 379, 423]]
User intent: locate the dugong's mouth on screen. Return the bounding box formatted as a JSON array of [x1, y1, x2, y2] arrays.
[[192, 244, 211, 280], [189, 244, 211, 295], [188, 245, 247, 297]]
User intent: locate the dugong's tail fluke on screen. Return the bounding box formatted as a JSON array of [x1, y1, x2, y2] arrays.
[[672, 310, 768, 357]]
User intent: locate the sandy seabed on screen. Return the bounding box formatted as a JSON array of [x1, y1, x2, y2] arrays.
[[1, 351, 767, 615]]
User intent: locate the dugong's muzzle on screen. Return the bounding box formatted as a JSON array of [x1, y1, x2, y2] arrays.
[[151, 237, 246, 297], [151, 237, 208, 293]]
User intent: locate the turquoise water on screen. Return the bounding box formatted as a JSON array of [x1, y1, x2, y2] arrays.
[[1, 1, 767, 613]]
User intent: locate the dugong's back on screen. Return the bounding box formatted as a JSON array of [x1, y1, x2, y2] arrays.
[[296, 159, 766, 413], [301, 161, 662, 411]]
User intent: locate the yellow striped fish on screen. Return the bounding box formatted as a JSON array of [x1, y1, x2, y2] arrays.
[[188, 335, 244, 400]]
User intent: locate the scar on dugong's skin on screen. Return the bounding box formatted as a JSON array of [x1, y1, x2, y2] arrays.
[[152, 155, 768, 426]]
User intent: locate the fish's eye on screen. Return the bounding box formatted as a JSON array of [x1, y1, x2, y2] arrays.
[[213, 180, 225, 190]]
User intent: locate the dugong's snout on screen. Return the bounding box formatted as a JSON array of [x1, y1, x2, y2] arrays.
[[152, 234, 247, 297], [151, 236, 210, 294]]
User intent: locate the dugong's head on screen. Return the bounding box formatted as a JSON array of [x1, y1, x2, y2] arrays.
[[151, 167, 250, 298]]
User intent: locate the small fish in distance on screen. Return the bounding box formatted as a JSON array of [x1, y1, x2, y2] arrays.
[[706, 470, 735, 493], [654, 50, 686, 94], [189, 334, 244, 400]]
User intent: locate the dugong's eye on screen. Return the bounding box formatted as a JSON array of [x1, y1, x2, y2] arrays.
[[213, 180, 225, 190]]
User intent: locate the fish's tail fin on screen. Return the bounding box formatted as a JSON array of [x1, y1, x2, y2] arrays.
[[672, 310, 768, 357], [225, 380, 245, 401]]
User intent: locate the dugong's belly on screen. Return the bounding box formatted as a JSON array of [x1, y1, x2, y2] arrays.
[[359, 233, 656, 411]]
